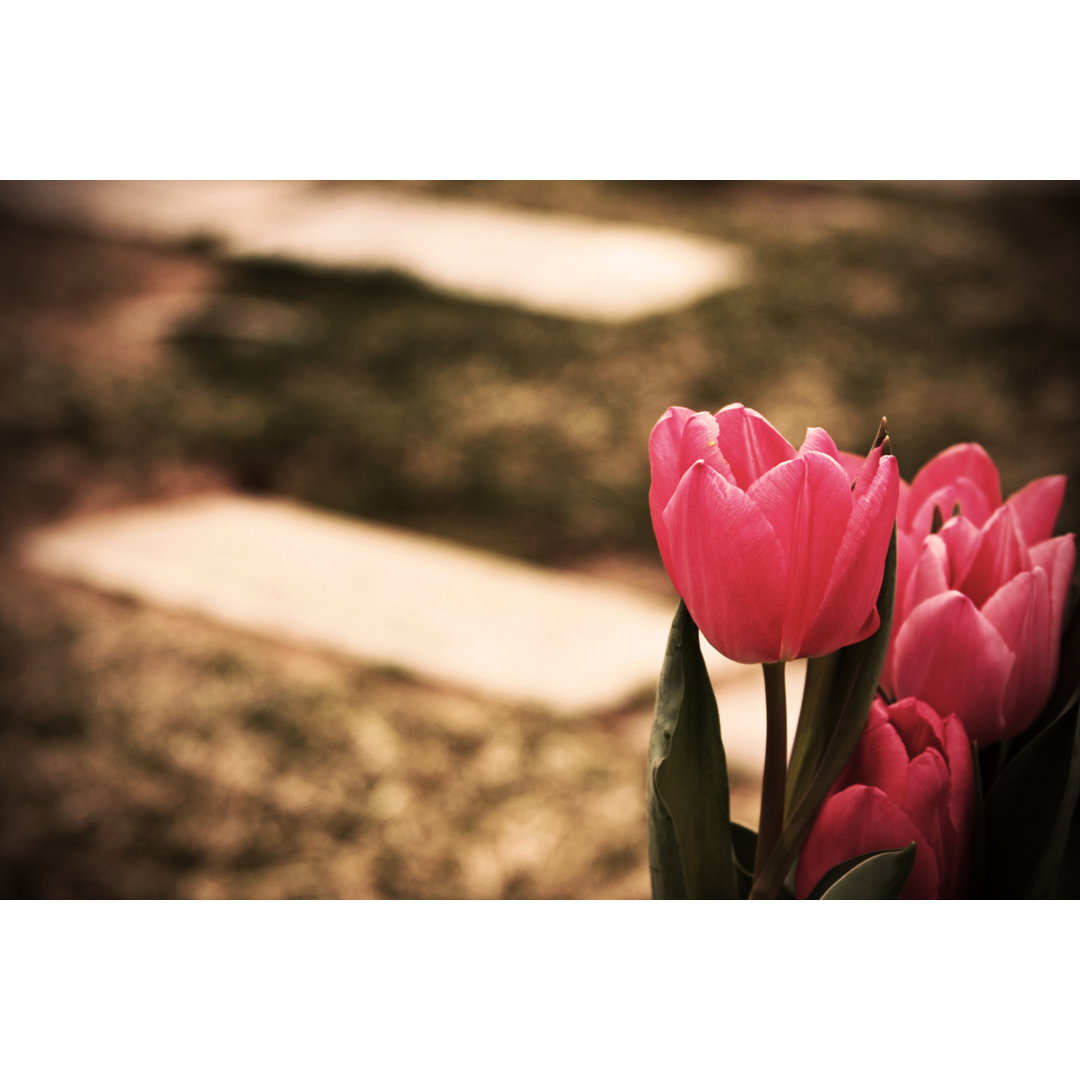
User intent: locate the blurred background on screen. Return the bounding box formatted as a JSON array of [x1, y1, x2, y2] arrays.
[[1, 180, 1078, 899]]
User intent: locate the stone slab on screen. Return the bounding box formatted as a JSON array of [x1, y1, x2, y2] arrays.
[[0, 181, 745, 322], [22, 494, 802, 767]]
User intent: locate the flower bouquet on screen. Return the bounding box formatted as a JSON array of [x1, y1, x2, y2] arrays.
[[646, 404, 1079, 899]]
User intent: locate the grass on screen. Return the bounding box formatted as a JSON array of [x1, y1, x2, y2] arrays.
[[0, 570, 659, 898]]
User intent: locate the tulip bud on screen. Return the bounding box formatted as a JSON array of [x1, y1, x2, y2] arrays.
[[795, 696, 974, 900]]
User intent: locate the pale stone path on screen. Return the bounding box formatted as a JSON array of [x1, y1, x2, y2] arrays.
[[0, 181, 745, 323], [23, 495, 802, 770]]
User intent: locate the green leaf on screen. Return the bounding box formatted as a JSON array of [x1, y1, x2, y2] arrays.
[[647, 601, 738, 900], [782, 861, 797, 900], [1053, 795, 1080, 899], [786, 527, 897, 826], [1029, 701, 1080, 898], [1036, 576, 1080, 731], [817, 844, 916, 900], [752, 526, 897, 899], [968, 742, 987, 897], [785, 649, 840, 818], [983, 702, 1080, 898], [731, 823, 758, 900]]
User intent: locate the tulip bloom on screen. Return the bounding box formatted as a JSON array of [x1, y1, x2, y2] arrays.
[[884, 445, 1075, 745], [649, 404, 899, 664], [795, 696, 974, 900], [892, 443, 1070, 630], [897, 443, 1071, 546]]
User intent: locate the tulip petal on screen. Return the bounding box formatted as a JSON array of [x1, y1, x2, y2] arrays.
[[1008, 475, 1066, 544], [905, 443, 1002, 531], [662, 459, 789, 663], [648, 408, 697, 505], [649, 408, 737, 579], [649, 408, 736, 513], [794, 785, 940, 900], [896, 473, 911, 513], [833, 696, 890, 789], [648, 407, 698, 575], [800, 450, 899, 658], [850, 444, 886, 501], [902, 534, 950, 618], [955, 505, 1032, 610], [1030, 533, 1076, 634], [888, 696, 948, 759], [894, 528, 925, 622], [981, 568, 1056, 739], [747, 453, 853, 659], [799, 427, 842, 463], [840, 450, 872, 488], [712, 403, 796, 489], [883, 699, 953, 882], [849, 720, 911, 801], [941, 712, 975, 897], [680, 413, 739, 484], [936, 515, 984, 587], [900, 748, 951, 881], [908, 478, 997, 537], [882, 527, 925, 697], [891, 591, 1015, 746]]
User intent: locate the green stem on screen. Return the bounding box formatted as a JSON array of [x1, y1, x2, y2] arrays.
[[751, 660, 787, 899]]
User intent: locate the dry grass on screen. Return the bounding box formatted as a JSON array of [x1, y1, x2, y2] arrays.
[[2, 566, 742, 898]]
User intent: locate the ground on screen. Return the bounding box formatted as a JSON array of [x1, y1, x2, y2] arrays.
[[1, 181, 1078, 898]]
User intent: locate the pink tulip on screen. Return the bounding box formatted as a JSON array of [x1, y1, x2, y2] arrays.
[[795, 696, 974, 900], [899, 442, 1004, 537], [892, 444, 1068, 626], [649, 404, 899, 664], [883, 445, 1075, 745]]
